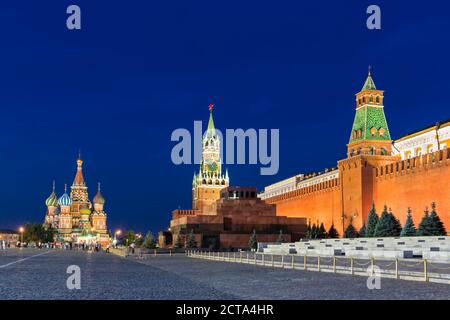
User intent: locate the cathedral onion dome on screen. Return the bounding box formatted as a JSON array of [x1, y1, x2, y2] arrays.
[[93, 182, 105, 204], [58, 184, 72, 206], [45, 181, 58, 207], [79, 207, 91, 215]]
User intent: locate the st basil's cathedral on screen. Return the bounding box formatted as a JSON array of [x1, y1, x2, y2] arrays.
[[43, 156, 110, 246]]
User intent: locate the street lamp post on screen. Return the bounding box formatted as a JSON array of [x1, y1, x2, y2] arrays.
[[19, 227, 24, 248]]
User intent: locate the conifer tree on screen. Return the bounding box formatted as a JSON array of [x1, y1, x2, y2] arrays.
[[249, 229, 258, 250], [327, 224, 339, 239], [389, 208, 402, 236], [417, 207, 432, 236], [400, 208, 417, 237], [366, 202, 379, 237], [305, 221, 312, 238], [173, 234, 182, 248], [374, 205, 398, 237], [429, 202, 447, 236], [142, 231, 156, 249], [186, 229, 197, 248], [359, 223, 367, 238], [344, 221, 359, 238], [310, 224, 318, 239], [317, 223, 327, 239], [277, 229, 284, 243]]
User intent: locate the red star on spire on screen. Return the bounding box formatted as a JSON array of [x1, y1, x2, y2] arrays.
[[208, 103, 214, 111]]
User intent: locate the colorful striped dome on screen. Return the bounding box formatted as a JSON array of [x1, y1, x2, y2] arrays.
[[45, 191, 58, 207], [58, 192, 72, 207]]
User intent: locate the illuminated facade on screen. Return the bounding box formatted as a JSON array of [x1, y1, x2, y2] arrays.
[[43, 156, 110, 246], [260, 71, 450, 235]]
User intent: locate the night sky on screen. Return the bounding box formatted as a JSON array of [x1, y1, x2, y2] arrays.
[[1, 1, 449, 234]]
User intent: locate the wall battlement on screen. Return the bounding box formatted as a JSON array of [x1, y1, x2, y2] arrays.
[[264, 178, 340, 203], [374, 148, 450, 178]]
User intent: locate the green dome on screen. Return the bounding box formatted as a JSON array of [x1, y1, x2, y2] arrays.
[[45, 191, 58, 207], [80, 207, 91, 215]]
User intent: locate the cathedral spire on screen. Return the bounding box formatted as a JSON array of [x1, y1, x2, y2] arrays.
[[207, 104, 215, 132], [73, 153, 86, 186]]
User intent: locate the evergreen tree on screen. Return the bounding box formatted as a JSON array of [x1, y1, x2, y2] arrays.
[[327, 224, 339, 239], [248, 229, 258, 250], [429, 202, 447, 236], [400, 208, 417, 237], [186, 229, 197, 249], [123, 229, 136, 246], [305, 221, 311, 238], [344, 221, 359, 238], [142, 231, 156, 249], [417, 207, 432, 236], [277, 229, 284, 243], [374, 206, 401, 237], [173, 234, 182, 248], [317, 223, 327, 239], [390, 208, 402, 236], [359, 223, 367, 238], [310, 224, 318, 239], [366, 202, 379, 237]]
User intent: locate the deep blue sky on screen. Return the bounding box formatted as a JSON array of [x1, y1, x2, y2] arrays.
[[1, 1, 449, 234]]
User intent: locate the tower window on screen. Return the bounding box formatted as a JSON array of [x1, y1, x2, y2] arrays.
[[370, 127, 377, 136], [376, 96, 380, 103], [379, 128, 385, 136]]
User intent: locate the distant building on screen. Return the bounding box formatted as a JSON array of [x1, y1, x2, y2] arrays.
[[160, 107, 307, 249], [43, 156, 110, 246], [0, 229, 19, 244], [259, 70, 450, 235]]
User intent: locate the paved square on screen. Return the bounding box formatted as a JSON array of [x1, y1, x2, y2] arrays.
[[0, 249, 449, 300]]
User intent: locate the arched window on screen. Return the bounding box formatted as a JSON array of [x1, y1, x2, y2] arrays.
[[370, 127, 377, 136], [357, 129, 362, 138], [381, 148, 387, 155], [376, 96, 380, 103], [369, 95, 373, 102], [379, 127, 385, 136]]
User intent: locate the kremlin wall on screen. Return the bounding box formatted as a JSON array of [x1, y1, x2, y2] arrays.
[[260, 71, 450, 236], [162, 70, 449, 249]]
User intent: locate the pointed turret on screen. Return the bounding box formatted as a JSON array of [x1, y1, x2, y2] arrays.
[[347, 67, 392, 157]]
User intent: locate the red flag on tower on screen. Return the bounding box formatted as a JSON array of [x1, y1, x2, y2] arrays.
[[208, 103, 214, 111]]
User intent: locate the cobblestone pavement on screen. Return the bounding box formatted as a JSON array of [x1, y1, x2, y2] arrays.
[[1, 249, 449, 300]]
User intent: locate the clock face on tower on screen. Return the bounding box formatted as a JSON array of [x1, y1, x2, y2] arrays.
[[206, 160, 218, 172]]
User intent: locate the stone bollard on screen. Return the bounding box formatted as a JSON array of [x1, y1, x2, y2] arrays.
[[291, 255, 295, 269], [395, 259, 399, 279], [317, 256, 320, 272], [304, 255, 307, 271], [154, 249, 157, 257], [424, 259, 428, 282], [333, 257, 336, 273], [350, 258, 354, 275]]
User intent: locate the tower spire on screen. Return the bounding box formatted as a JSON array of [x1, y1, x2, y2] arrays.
[[98, 182, 101, 192], [52, 180, 55, 192], [362, 66, 376, 91]]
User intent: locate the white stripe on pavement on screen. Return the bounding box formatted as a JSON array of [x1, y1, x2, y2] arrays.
[[0, 250, 53, 269]]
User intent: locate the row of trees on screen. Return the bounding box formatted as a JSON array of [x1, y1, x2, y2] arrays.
[[22, 223, 56, 243], [343, 202, 447, 238], [122, 229, 198, 249]]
